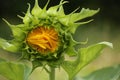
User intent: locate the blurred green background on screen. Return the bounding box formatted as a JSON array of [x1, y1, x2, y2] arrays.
[[0, 0, 120, 80]]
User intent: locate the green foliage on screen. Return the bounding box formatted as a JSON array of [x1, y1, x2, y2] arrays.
[[0, 0, 114, 80], [62, 42, 113, 80], [80, 64, 120, 80], [0, 59, 32, 80], [0, 38, 19, 52]]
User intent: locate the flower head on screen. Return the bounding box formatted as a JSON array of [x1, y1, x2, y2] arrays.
[[26, 26, 59, 54], [0, 0, 99, 66]]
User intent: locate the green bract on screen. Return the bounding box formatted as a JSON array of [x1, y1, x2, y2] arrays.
[[0, 0, 112, 80]]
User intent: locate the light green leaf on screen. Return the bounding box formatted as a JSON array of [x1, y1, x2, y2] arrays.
[[0, 58, 6, 63], [0, 38, 19, 52], [62, 42, 113, 80], [0, 61, 32, 80], [81, 64, 120, 80]]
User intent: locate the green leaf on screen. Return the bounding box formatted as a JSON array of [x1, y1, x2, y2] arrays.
[[0, 38, 19, 52], [0, 61, 32, 80], [81, 64, 120, 80], [0, 58, 6, 63], [62, 42, 113, 80]]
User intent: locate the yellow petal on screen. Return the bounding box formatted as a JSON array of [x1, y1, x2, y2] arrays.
[[26, 26, 59, 54]]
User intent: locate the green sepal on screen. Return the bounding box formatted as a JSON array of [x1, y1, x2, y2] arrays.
[[3, 19, 26, 41], [23, 3, 33, 24], [32, 60, 43, 71], [32, 0, 50, 19], [62, 42, 113, 80], [0, 38, 20, 52], [57, 0, 67, 16], [59, 8, 99, 33], [47, 5, 61, 16], [69, 19, 93, 33], [31, 0, 42, 16], [0, 61, 32, 80], [65, 35, 79, 56], [70, 8, 100, 22], [58, 15, 70, 27], [22, 2, 40, 26], [47, 1, 68, 16], [47, 55, 65, 68]]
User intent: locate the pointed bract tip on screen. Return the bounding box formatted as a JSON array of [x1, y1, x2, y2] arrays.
[[31, 0, 42, 16], [17, 15, 24, 19], [99, 41, 113, 48], [27, 3, 31, 12], [23, 3, 32, 24], [2, 18, 12, 27], [43, 0, 50, 10]]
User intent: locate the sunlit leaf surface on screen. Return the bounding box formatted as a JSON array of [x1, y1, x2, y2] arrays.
[[0, 59, 32, 80], [80, 64, 120, 80], [62, 42, 113, 80]]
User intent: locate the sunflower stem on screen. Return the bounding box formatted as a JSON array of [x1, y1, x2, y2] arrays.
[[49, 66, 55, 80]]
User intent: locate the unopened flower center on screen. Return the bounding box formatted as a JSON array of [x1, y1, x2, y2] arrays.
[[26, 26, 59, 54]]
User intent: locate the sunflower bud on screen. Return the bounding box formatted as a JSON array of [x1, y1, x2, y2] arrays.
[[0, 0, 99, 67]]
